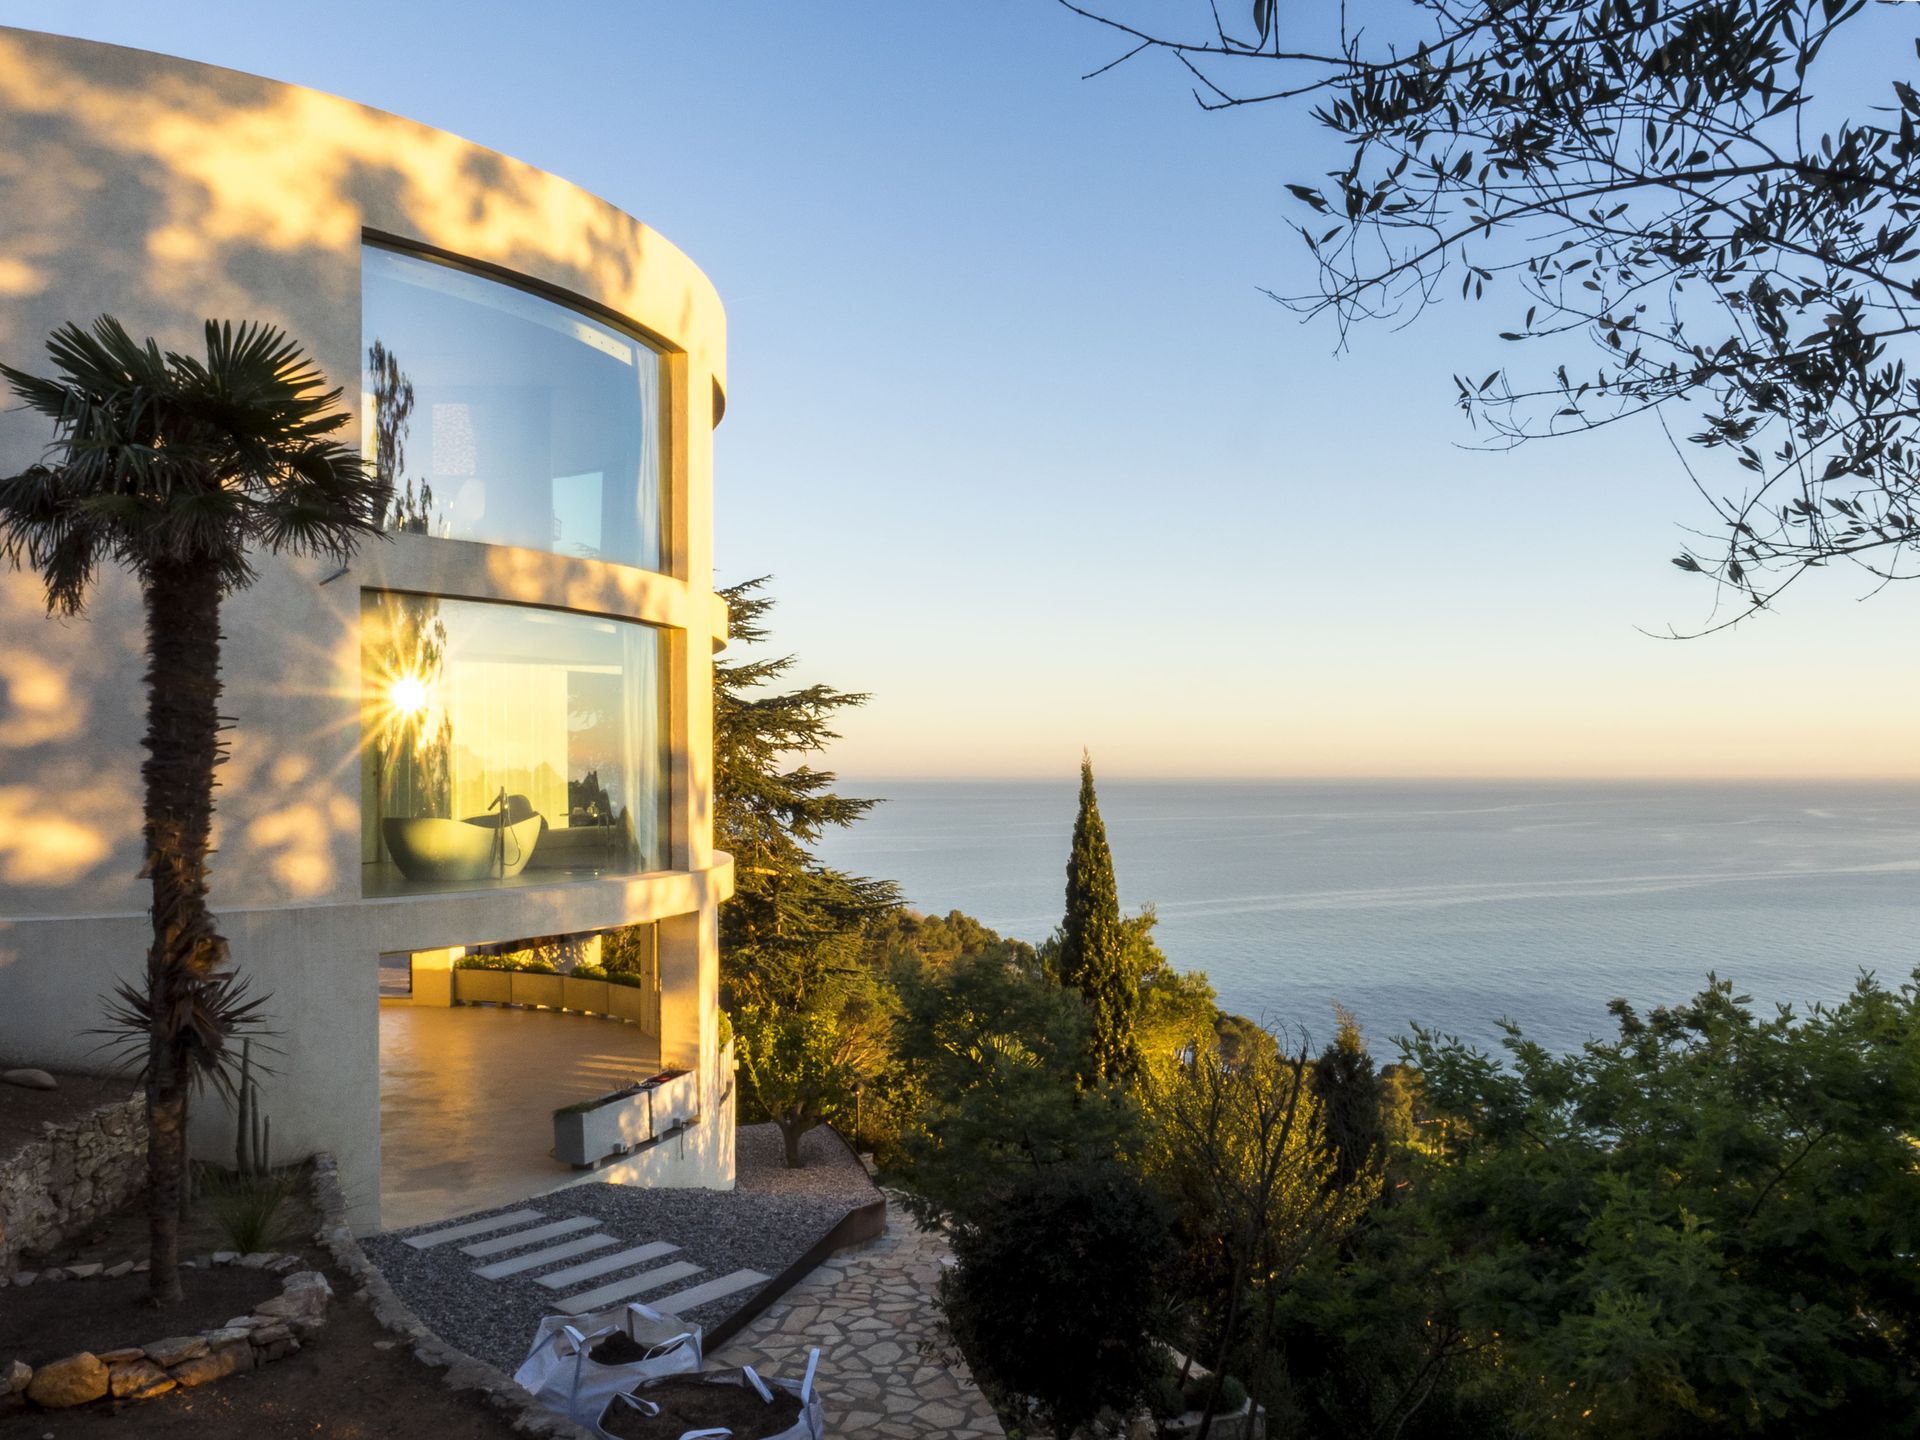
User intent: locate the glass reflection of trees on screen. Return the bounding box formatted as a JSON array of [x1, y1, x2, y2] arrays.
[[367, 339, 436, 535]]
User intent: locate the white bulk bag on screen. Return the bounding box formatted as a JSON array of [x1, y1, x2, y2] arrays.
[[596, 1351, 825, 1440], [514, 1300, 704, 1425]]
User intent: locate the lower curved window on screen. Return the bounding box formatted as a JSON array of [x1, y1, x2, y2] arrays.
[[361, 592, 670, 895]]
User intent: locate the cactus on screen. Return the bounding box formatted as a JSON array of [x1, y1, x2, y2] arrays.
[[233, 1039, 273, 1177]]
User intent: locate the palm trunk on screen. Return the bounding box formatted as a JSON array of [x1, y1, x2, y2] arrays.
[[141, 561, 228, 1306]]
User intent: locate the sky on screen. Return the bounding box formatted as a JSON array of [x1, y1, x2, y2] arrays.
[[4, 1, 1917, 780]]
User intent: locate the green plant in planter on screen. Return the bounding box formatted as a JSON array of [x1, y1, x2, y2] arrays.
[[454, 953, 557, 974], [569, 963, 640, 987]]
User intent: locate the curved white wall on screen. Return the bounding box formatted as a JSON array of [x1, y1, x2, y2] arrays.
[[0, 28, 735, 1227]]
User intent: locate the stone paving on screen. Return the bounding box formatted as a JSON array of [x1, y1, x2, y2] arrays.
[[711, 1193, 1005, 1439]]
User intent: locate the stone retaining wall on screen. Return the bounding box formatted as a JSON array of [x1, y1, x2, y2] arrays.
[[0, 1092, 146, 1270]]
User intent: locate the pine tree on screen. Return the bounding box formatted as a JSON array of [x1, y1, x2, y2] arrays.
[[1057, 753, 1140, 1082], [713, 578, 899, 1165], [714, 577, 898, 1007], [1309, 1008, 1385, 1189]]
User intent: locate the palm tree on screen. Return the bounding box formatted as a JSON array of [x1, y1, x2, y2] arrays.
[[0, 317, 385, 1303]]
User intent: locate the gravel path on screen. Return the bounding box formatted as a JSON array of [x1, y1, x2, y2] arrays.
[[363, 1124, 878, 1373]]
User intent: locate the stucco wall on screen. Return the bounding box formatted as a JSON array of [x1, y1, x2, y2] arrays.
[[0, 28, 734, 1229]]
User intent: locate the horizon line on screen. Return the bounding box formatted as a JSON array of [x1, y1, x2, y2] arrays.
[[832, 772, 1920, 785]]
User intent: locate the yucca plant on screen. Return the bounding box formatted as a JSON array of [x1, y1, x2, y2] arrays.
[[0, 317, 385, 1303]]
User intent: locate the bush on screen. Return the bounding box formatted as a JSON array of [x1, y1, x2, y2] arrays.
[[1184, 1375, 1249, 1415], [940, 1162, 1169, 1437], [453, 953, 555, 974], [1146, 1375, 1188, 1418], [202, 1166, 295, 1254]]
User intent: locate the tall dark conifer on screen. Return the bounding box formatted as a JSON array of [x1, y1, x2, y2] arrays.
[[1057, 753, 1139, 1082]]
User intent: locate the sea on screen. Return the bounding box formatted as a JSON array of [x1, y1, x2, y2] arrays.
[[813, 779, 1920, 1057]]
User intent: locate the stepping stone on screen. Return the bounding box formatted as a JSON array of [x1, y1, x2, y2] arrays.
[[461, 1216, 599, 1257], [474, 1233, 617, 1281], [652, 1270, 770, 1315], [560, 1260, 704, 1313], [536, 1241, 680, 1291], [401, 1209, 545, 1250]]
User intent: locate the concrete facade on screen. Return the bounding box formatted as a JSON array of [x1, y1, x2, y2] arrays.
[[0, 28, 735, 1228]]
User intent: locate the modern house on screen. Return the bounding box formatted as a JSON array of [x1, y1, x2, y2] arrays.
[[0, 28, 736, 1229]]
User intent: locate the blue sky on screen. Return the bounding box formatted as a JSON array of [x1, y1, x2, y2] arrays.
[[6, 1, 1918, 778]]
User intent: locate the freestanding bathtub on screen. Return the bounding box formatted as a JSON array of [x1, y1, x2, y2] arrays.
[[381, 797, 545, 883]]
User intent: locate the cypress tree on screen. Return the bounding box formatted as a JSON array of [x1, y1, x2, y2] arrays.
[[1057, 753, 1140, 1082]]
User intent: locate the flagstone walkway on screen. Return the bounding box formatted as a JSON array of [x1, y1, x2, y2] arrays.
[[710, 1194, 1005, 1439]]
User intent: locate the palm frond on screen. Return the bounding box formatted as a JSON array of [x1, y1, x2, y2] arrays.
[[0, 312, 382, 609], [90, 968, 277, 1099]]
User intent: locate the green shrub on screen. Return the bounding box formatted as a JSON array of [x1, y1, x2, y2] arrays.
[[941, 1162, 1169, 1438], [453, 953, 556, 974], [1183, 1375, 1249, 1415], [202, 1166, 295, 1254], [1146, 1375, 1188, 1418]]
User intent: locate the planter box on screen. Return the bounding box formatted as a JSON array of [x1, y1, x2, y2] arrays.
[[650, 1066, 699, 1129], [607, 984, 648, 1025], [453, 969, 512, 1005], [562, 976, 611, 1014], [512, 971, 564, 1009], [552, 1068, 695, 1168]]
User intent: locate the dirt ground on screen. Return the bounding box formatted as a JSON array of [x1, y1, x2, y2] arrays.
[[3, 1174, 530, 1439], [1, 1276, 533, 1439], [0, 1072, 137, 1159], [1, 1265, 277, 1368]]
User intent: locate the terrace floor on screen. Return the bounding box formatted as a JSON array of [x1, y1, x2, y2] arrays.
[[378, 1002, 661, 1230]]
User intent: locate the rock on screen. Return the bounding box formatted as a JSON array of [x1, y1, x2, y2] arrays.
[[1, 1068, 56, 1091], [132, 1260, 149, 1273], [202, 1327, 252, 1346], [142, 1335, 208, 1368], [169, 1348, 240, 1388], [25, 1353, 107, 1408], [3, 1360, 29, 1396], [372, 1339, 397, 1351], [211, 1251, 239, 1266], [248, 1323, 292, 1346], [103, 1261, 134, 1279], [108, 1359, 175, 1400], [223, 1315, 257, 1329], [268, 1254, 301, 1274], [284, 1269, 331, 1297], [256, 1272, 331, 1322], [11, 1272, 35, 1288], [96, 1349, 146, 1366], [238, 1252, 274, 1269], [64, 1263, 101, 1280]]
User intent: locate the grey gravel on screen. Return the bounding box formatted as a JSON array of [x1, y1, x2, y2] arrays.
[[363, 1124, 878, 1374]]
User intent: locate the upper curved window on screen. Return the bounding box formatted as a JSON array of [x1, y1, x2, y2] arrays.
[[361, 243, 666, 572]]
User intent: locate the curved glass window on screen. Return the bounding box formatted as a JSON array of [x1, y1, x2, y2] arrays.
[[360, 592, 671, 896], [362, 244, 665, 571]]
